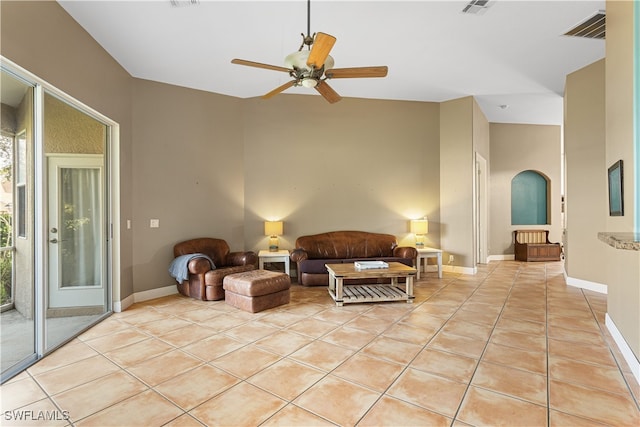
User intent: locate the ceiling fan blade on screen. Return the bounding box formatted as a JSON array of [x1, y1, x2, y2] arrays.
[[315, 81, 342, 104], [231, 59, 292, 73], [262, 80, 297, 99], [306, 32, 336, 69], [325, 66, 388, 79]]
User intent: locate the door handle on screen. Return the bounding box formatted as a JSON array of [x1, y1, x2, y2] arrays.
[[49, 238, 58, 244]]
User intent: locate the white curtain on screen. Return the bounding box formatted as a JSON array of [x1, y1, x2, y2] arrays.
[[60, 167, 101, 287]]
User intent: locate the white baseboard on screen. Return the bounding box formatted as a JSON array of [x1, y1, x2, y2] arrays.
[[443, 265, 478, 275], [113, 285, 178, 313], [488, 254, 515, 261], [564, 274, 608, 294], [605, 313, 640, 386]]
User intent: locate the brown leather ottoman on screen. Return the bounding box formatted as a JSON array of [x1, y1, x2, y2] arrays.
[[223, 270, 290, 313]]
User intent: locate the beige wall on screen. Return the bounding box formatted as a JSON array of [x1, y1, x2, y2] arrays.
[[489, 123, 562, 256], [1, 0, 135, 299], [564, 59, 607, 286], [131, 79, 245, 293], [242, 95, 441, 253], [440, 97, 475, 268], [604, 0, 639, 361]]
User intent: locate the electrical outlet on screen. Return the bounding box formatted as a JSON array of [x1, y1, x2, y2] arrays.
[[449, 255, 454, 264], [150, 219, 160, 228]]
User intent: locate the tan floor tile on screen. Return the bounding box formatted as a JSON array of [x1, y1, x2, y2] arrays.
[[75, 389, 183, 426], [135, 317, 192, 336], [174, 307, 223, 323], [410, 302, 459, 319], [0, 376, 48, 411], [312, 307, 361, 324], [361, 336, 422, 365], [547, 313, 601, 332], [254, 330, 314, 356], [261, 404, 336, 426], [449, 309, 499, 327], [290, 340, 355, 371], [382, 321, 438, 345], [456, 386, 547, 427], [549, 379, 640, 426], [127, 349, 203, 386], [189, 382, 286, 426], [162, 413, 206, 427], [547, 324, 607, 346], [490, 328, 547, 352], [154, 364, 239, 410], [386, 368, 467, 418], [548, 338, 617, 368], [286, 317, 340, 338], [399, 310, 448, 330], [258, 311, 307, 328], [33, 355, 120, 395], [441, 318, 494, 341], [428, 331, 487, 359], [320, 326, 377, 351], [549, 410, 609, 427], [197, 313, 248, 331], [481, 341, 546, 375], [77, 318, 132, 340], [180, 333, 245, 361], [472, 361, 547, 405], [211, 344, 280, 378], [223, 321, 281, 342], [501, 306, 546, 323], [359, 395, 451, 426], [52, 370, 147, 421], [115, 308, 168, 326], [83, 328, 151, 353], [344, 314, 394, 334], [410, 348, 478, 383], [332, 353, 405, 392], [495, 316, 546, 335], [27, 341, 99, 375], [549, 356, 631, 395], [103, 337, 174, 368], [157, 324, 216, 347], [248, 358, 326, 400], [294, 375, 380, 426]]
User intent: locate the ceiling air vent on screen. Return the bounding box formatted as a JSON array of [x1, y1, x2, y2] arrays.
[[564, 11, 605, 39], [462, 0, 491, 15]]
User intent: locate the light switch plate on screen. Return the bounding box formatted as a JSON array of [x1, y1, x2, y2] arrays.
[[150, 219, 160, 228]]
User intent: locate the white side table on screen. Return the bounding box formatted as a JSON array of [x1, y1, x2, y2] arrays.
[[258, 249, 290, 276], [416, 247, 442, 279]]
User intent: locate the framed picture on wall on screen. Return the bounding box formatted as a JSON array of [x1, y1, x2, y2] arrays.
[[608, 160, 624, 216]]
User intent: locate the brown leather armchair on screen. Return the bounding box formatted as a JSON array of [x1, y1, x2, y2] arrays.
[[172, 238, 257, 301]]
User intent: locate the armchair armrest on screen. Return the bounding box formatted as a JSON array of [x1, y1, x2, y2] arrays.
[[226, 251, 258, 267], [188, 257, 214, 275], [290, 249, 309, 263], [394, 246, 418, 260]]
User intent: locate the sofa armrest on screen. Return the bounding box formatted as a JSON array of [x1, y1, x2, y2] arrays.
[[290, 249, 309, 263], [188, 257, 214, 275], [226, 251, 258, 267], [394, 246, 418, 260]]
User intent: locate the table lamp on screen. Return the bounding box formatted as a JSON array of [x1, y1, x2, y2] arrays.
[[264, 221, 284, 251], [410, 218, 429, 247]]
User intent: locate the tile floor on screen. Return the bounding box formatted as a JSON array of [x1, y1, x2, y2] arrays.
[[1, 261, 639, 426]]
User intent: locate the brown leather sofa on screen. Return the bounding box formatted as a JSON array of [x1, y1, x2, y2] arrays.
[[172, 238, 257, 301], [290, 231, 418, 286]]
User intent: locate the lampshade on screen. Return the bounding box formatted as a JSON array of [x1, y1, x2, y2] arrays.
[[410, 219, 429, 235], [264, 221, 284, 237]]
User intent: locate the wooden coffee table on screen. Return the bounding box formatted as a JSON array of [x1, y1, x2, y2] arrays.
[[325, 262, 417, 306]]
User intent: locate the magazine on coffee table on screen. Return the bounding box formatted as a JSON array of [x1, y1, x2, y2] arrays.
[[354, 261, 389, 270]]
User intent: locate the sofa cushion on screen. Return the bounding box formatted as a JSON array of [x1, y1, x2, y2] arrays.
[[295, 231, 397, 259]]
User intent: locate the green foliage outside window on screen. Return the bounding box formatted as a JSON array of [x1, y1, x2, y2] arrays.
[[0, 213, 12, 306]]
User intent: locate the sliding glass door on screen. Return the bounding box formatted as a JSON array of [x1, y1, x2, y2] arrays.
[[0, 61, 116, 382]]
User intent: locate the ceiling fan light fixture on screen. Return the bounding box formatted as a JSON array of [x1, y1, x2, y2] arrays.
[[301, 77, 318, 88], [284, 50, 334, 73]]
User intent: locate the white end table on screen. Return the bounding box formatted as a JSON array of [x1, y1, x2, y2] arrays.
[[416, 247, 443, 279], [258, 249, 290, 276]]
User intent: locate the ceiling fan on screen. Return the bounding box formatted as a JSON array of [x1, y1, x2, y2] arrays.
[[231, 0, 388, 104]]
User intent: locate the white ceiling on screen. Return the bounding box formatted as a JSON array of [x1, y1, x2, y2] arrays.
[[57, 0, 606, 125]]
